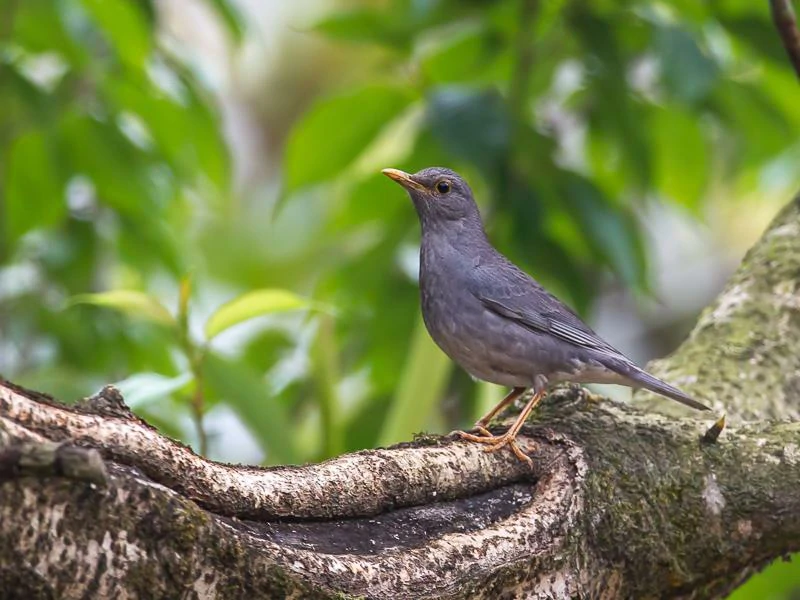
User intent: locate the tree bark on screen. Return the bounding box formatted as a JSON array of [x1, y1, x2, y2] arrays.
[[1, 195, 799, 600]]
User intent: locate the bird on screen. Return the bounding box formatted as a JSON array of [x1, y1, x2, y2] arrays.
[[382, 166, 711, 465]]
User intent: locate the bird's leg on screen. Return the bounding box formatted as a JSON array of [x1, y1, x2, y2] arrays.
[[481, 389, 546, 465], [501, 389, 546, 440], [475, 386, 527, 433], [455, 387, 526, 440], [456, 388, 546, 465]]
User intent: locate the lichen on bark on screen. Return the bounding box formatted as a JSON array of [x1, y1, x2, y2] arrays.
[[640, 193, 800, 421]]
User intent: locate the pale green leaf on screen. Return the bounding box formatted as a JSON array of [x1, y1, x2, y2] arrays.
[[113, 372, 193, 409], [283, 85, 414, 192], [80, 0, 151, 69], [69, 291, 175, 326], [207, 0, 245, 43], [205, 289, 312, 340], [652, 106, 708, 212]]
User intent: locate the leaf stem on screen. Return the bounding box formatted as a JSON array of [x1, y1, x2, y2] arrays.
[[313, 314, 343, 458], [188, 353, 208, 456], [177, 280, 208, 456]]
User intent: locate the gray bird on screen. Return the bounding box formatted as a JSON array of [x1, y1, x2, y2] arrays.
[[382, 166, 710, 464]]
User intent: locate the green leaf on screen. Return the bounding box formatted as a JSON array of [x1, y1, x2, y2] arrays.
[[562, 173, 647, 290], [426, 86, 510, 178], [12, 0, 87, 66], [655, 26, 719, 104], [4, 130, 66, 243], [207, 0, 245, 43], [713, 81, 795, 164], [314, 8, 412, 50], [573, 12, 652, 190], [283, 85, 414, 192], [113, 372, 193, 409], [203, 353, 297, 464], [652, 106, 708, 212], [720, 17, 790, 65], [56, 113, 155, 214], [103, 74, 230, 189], [312, 2, 456, 51], [420, 26, 506, 85], [68, 291, 176, 327], [205, 289, 313, 340], [728, 554, 800, 600], [80, 0, 152, 69]]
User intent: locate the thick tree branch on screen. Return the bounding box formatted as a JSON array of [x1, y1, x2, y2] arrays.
[[0, 194, 799, 599]]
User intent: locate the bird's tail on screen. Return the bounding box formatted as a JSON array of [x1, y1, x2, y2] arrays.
[[619, 363, 711, 411]]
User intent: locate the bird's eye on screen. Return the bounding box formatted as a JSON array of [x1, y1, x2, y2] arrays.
[[436, 181, 451, 194]]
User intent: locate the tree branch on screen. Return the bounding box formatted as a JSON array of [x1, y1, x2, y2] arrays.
[[770, 0, 800, 80], [1, 194, 799, 599]]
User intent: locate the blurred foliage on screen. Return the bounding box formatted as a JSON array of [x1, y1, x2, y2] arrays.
[[0, 0, 798, 595]]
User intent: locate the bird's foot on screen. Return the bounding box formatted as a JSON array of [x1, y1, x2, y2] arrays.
[[455, 425, 493, 441], [455, 429, 533, 467], [485, 434, 533, 466], [584, 391, 605, 404], [453, 427, 500, 444]]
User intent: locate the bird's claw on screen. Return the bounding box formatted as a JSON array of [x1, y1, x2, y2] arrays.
[[485, 435, 533, 467], [455, 429, 494, 443], [455, 429, 534, 467]]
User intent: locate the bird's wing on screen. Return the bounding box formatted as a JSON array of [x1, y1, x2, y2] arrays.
[[471, 260, 624, 358], [468, 255, 710, 411], [479, 295, 621, 356]]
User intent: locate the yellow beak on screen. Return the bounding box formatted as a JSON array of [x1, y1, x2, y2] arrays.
[[382, 168, 425, 192]]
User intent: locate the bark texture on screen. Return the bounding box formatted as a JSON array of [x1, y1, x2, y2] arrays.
[[0, 195, 799, 599]]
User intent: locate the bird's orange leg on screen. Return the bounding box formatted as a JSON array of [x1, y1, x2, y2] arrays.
[[456, 386, 528, 440], [475, 387, 528, 436], [456, 389, 546, 465]]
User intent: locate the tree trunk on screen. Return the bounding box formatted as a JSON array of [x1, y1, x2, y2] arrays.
[[1, 195, 799, 600]]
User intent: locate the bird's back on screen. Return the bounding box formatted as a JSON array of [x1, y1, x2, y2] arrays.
[[418, 230, 612, 388]]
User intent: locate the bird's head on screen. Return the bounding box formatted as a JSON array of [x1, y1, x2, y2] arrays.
[[382, 167, 481, 227]]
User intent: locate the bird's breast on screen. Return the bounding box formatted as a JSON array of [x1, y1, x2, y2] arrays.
[[418, 248, 533, 387]]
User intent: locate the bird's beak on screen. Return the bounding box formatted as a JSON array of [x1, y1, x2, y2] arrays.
[[382, 168, 425, 192]]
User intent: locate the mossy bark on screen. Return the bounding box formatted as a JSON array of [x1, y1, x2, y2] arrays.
[[640, 194, 800, 421], [0, 195, 798, 600]]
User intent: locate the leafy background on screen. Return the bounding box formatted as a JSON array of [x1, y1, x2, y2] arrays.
[[0, 0, 798, 595]]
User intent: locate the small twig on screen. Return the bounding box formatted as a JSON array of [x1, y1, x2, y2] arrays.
[[189, 360, 208, 456], [179, 336, 208, 456], [701, 414, 726, 444], [174, 279, 207, 456], [770, 0, 800, 80]]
